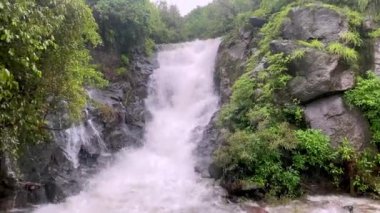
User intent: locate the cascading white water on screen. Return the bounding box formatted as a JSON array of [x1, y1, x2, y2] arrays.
[[60, 112, 106, 168], [34, 39, 241, 213]]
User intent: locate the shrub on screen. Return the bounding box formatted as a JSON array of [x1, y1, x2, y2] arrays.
[[333, 139, 380, 195], [215, 123, 302, 198], [120, 54, 130, 66], [345, 71, 380, 143], [219, 73, 255, 130], [293, 129, 334, 170]]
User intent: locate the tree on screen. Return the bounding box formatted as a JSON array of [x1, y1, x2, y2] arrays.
[[92, 0, 157, 53], [0, 0, 106, 153]]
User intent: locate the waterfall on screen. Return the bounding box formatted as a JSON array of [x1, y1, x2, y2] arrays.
[[57, 110, 106, 169], [33, 39, 242, 213]]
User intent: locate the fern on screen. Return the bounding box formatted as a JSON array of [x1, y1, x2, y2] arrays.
[[340, 31, 363, 47], [369, 28, 380, 38], [290, 49, 306, 60], [297, 39, 324, 50], [326, 42, 358, 65]]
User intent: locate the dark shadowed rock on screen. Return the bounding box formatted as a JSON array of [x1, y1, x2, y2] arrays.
[[208, 163, 223, 179], [281, 6, 348, 43], [249, 17, 267, 28], [0, 154, 17, 199], [195, 113, 224, 178], [304, 95, 371, 150], [271, 40, 355, 102]]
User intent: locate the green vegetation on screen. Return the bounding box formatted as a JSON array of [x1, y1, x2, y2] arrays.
[[326, 42, 359, 64], [215, 0, 380, 200], [3, 0, 380, 202], [0, 0, 106, 154], [298, 40, 325, 50], [346, 72, 380, 143], [91, 0, 160, 54], [182, 0, 259, 40]]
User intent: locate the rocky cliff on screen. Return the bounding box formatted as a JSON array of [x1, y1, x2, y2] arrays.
[[209, 3, 380, 198], [0, 51, 158, 210]]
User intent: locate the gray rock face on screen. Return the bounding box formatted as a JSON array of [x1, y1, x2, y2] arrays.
[[281, 6, 348, 43], [215, 29, 253, 104], [304, 95, 371, 150], [199, 29, 256, 178], [195, 114, 225, 178], [271, 40, 355, 102], [3, 52, 157, 209], [287, 53, 354, 103]]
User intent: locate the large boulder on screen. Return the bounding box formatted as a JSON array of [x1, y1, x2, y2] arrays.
[[304, 95, 371, 150], [281, 6, 348, 43], [271, 40, 355, 102]]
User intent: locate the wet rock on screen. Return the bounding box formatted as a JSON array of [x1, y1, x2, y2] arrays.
[[43, 147, 82, 203], [271, 40, 355, 102], [208, 163, 223, 179], [78, 147, 100, 166], [343, 205, 354, 213], [195, 114, 223, 178], [281, 6, 348, 43], [304, 95, 371, 150], [0, 154, 17, 200]]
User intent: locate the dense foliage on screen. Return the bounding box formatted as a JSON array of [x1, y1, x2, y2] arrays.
[[182, 0, 259, 40], [215, 0, 380, 200], [3, 0, 380, 202], [91, 0, 161, 54], [346, 72, 380, 143], [0, 0, 106, 154]]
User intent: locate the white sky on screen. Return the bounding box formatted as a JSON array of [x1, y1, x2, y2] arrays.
[[156, 0, 214, 16]]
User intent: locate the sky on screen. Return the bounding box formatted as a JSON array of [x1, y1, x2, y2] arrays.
[[159, 0, 214, 16]]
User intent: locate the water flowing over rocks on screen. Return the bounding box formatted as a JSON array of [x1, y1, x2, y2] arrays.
[[2, 3, 380, 213], [0, 52, 157, 210], [30, 39, 244, 213]]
